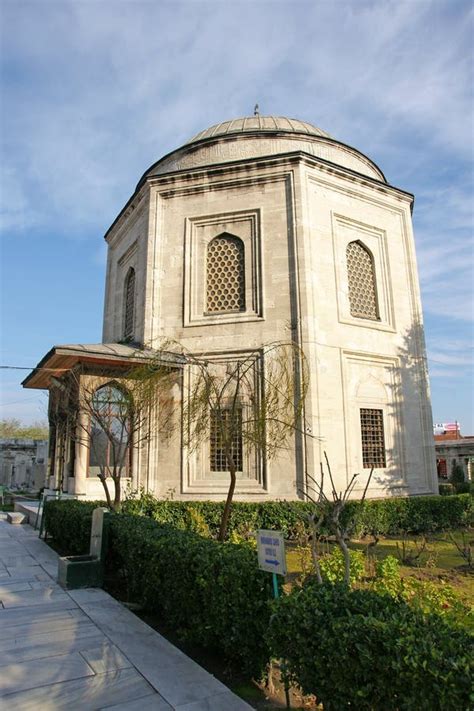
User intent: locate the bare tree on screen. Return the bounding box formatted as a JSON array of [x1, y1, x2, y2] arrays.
[[151, 341, 308, 541], [300, 452, 374, 585]]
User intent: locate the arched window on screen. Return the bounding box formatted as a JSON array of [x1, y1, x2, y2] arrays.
[[89, 384, 131, 477], [123, 268, 136, 340], [206, 234, 245, 313], [346, 241, 379, 320]]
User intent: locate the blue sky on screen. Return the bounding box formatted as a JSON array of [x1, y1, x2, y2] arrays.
[[1, 0, 473, 432]]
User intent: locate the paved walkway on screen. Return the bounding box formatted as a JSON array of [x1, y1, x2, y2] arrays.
[[0, 515, 252, 710]]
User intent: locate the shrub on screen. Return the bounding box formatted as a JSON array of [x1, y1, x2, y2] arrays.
[[373, 555, 469, 627], [450, 463, 466, 485], [454, 481, 471, 494], [122, 492, 473, 540], [349, 493, 473, 536], [439, 482, 455, 496], [50, 493, 472, 552], [122, 497, 315, 539], [268, 583, 474, 711], [319, 546, 365, 585], [45, 501, 274, 676], [44, 499, 104, 553], [109, 514, 273, 675]]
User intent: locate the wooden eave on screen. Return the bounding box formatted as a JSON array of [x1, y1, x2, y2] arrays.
[[22, 344, 184, 390]]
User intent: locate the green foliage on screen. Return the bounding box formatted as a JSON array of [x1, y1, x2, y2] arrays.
[[122, 495, 315, 539], [319, 546, 365, 585], [450, 463, 466, 484], [348, 493, 474, 536], [402, 577, 469, 624], [0, 418, 49, 440], [46, 498, 474, 697], [267, 583, 474, 711], [373, 555, 404, 597], [122, 491, 473, 539], [372, 554, 469, 626], [454, 481, 471, 494], [439, 482, 455, 496], [109, 515, 273, 676], [45, 499, 273, 676], [44, 499, 105, 554]]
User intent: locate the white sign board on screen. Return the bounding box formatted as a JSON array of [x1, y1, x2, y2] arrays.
[[257, 529, 287, 576]]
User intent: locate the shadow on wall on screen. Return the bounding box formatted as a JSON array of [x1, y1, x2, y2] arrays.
[[377, 317, 437, 497], [303, 318, 437, 501]]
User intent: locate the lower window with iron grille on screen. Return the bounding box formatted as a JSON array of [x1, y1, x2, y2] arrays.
[[360, 408, 386, 468], [210, 407, 243, 472]]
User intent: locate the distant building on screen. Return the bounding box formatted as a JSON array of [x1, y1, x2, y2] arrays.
[[0, 439, 48, 490], [434, 430, 473, 481]]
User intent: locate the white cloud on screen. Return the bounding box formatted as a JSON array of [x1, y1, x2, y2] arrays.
[[2, 0, 472, 235]]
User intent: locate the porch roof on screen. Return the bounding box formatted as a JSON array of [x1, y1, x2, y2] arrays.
[[22, 343, 185, 390]]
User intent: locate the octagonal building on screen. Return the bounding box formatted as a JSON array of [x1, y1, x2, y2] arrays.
[[25, 115, 438, 500]]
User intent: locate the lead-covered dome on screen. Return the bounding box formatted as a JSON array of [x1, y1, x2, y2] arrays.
[[187, 116, 332, 143], [137, 115, 386, 187]]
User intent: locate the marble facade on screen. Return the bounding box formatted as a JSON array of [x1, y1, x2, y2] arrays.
[[24, 116, 438, 501]]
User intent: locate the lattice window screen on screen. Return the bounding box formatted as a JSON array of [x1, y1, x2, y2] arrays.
[[123, 268, 136, 339], [346, 241, 379, 320], [360, 408, 386, 468], [206, 235, 245, 313], [210, 408, 243, 471]]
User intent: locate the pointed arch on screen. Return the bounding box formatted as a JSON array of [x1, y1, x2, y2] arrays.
[[346, 241, 379, 320], [88, 382, 131, 478], [206, 233, 245, 313], [123, 267, 136, 340]]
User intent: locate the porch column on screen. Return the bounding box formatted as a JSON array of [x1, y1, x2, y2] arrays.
[[71, 409, 88, 496]]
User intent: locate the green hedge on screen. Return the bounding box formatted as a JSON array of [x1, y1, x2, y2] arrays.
[[268, 582, 474, 711], [121, 497, 315, 539], [45, 498, 474, 697], [107, 514, 273, 675], [44, 499, 104, 554], [44, 500, 273, 675], [45, 493, 473, 552], [122, 493, 473, 538], [343, 493, 473, 536]]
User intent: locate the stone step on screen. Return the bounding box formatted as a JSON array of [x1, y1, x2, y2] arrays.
[[6, 512, 28, 525]]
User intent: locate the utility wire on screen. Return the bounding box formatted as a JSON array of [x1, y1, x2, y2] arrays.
[[0, 353, 466, 371]]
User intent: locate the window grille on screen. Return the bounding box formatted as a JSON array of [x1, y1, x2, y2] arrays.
[[123, 268, 136, 339], [360, 408, 386, 468], [89, 384, 131, 477], [206, 235, 245, 313], [210, 408, 243, 471], [346, 241, 379, 320]]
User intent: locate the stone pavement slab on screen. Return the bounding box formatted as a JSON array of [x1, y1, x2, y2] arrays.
[[0, 516, 253, 710], [1, 668, 161, 710]]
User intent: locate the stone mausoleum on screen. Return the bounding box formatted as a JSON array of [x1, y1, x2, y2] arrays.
[[24, 114, 438, 501]]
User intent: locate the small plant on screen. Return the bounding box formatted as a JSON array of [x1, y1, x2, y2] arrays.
[[319, 546, 365, 585], [373, 555, 404, 597], [395, 533, 430, 566], [292, 520, 313, 581], [371, 555, 470, 627], [227, 522, 257, 548], [299, 452, 374, 585], [449, 530, 474, 568], [402, 577, 466, 620], [187, 507, 212, 538]]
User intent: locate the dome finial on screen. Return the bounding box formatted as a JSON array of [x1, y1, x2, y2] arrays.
[[254, 103, 260, 117]]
